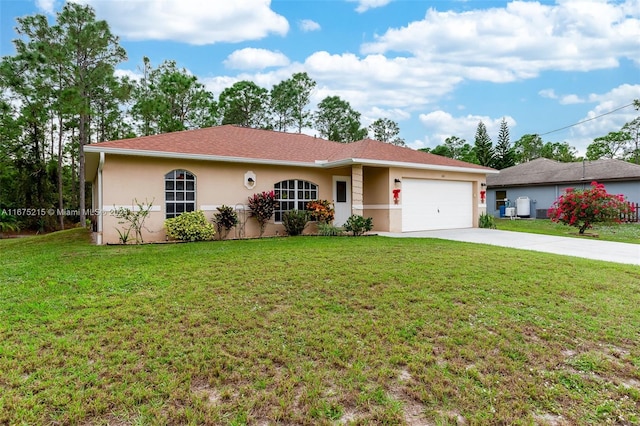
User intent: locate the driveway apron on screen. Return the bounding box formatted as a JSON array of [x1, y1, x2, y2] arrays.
[[378, 228, 640, 266]]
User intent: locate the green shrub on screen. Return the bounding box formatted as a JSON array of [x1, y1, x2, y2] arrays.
[[306, 199, 335, 223], [213, 205, 238, 239], [344, 215, 373, 236], [113, 198, 154, 244], [248, 191, 279, 237], [282, 209, 309, 236], [548, 181, 635, 234], [479, 212, 497, 229], [165, 211, 215, 242], [317, 222, 343, 236], [0, 210, 19, 238]]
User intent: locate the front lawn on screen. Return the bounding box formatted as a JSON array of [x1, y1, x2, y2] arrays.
[[496, 218, 640, 244], [1, 229, 639, 424]]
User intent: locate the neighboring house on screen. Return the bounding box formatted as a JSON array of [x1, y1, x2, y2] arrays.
[[85, 125, 497, 244], [486, 158, 640, 218]]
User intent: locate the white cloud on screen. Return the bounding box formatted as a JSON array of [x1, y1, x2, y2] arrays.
[[114, 69, 142, 82], [224, 48, 290, 70], [299, 19, 321, 32], [539, 89, 558, 99], [415, 110, 517, 150], [303, 51, 463, 110], [348, 0, 393, 13], [36, 0, 57, 14], [71, 0, 289, 45], [366, 106, 411, 122], [539, 89, 585, 105], [361, 1, 640, 83], [360, 107, 411, 129], [568, 84, 640, 149], [559, 94, 585, 105]]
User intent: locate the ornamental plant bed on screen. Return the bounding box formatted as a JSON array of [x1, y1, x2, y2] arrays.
[[548, 181, 634, 235]]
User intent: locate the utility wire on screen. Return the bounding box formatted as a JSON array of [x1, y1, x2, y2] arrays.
[[536, 102, 635, 137]]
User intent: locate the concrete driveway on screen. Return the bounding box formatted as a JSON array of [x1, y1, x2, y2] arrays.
[[378, 228, 640, 266]]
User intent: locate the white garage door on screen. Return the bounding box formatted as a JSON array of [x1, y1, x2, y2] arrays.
[[402, 179, 473, 232]]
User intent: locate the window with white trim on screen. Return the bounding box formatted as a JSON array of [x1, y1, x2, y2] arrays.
[[165, 169, 196, 219], [274, 179, 318, 222]]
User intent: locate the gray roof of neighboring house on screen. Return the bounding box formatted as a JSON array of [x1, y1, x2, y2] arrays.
[[487, 158, 640, 188]]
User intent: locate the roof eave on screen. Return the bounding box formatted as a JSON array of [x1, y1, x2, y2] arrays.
[[84, 146, 498, 174], [84, 146, 324, 168], [330, 158, 499, 174], [487, 176, 640, 188]]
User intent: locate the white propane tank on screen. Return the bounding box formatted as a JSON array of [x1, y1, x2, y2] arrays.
[[516, 196, 530, 217]]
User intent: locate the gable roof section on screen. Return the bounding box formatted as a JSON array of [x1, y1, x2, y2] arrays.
[[85, 125, 495, 174], [487, 158, 640, 187]]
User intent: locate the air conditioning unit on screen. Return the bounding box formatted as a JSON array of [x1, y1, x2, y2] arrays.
[[536, 209, 548, 219]]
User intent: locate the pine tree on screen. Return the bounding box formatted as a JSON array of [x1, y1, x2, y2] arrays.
[[314, 96, 367, 143], [368, 118, 406, 146], [474, 121, 494, 167], [493, 118, 515, 169]]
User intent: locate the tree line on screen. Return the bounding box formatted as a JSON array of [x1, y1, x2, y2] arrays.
[[422, 105, 640, 169], [0, 3, 403, 232], [1, 4, 637, 233]]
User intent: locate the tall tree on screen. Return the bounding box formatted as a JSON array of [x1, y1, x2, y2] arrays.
[[540, 142, 578, 162], [474, 121, 494, 167], [493, 118, 515, 169], [368, 118, 406, 146], [0, 16, 57, 228], [270, 72, 316, 133], [423, 136, 476, 163], [131, 56, 155, 136], [56, 2, 127, 225], [586, 131, 630, 160], [442, 136, 465, 160], [131, 59, 215, 135], [513, 134, 544, 163], [0, 97, 21, 210], [314, 96, 367, 143], [622, 117, 640, 164], [219, 80, 270, 128], [92, 74, 133, 142]]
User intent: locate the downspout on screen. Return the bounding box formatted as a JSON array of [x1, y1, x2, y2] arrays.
[[97, 152, 105, 245]]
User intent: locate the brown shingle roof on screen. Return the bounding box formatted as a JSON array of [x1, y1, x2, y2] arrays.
[[487, 158, 640, 187], [86, 125, 493, 172]]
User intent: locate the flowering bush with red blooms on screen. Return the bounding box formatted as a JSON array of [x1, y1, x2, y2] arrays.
[[547, 181, 635, 234], [306, 199, 335, 223], [248, 191, 279, 236]]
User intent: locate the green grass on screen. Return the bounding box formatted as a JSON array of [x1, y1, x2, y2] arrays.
[[1, 228, 640, 424], [496, 218, 640, 244]]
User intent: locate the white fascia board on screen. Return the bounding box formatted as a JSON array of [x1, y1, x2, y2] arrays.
[[84, 146, 498, 174], [322, 158, 499, 175], [83, 147, 323, 168]]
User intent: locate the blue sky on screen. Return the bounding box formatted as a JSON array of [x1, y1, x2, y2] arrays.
[[1, 0, 639, 155]]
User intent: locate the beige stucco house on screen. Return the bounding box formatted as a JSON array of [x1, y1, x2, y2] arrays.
[[84, 125, 497, 244]]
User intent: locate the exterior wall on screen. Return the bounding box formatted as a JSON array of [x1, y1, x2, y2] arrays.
[[362, 167, 391, 232], [362, 166, 487, 232], [351, 164, 364, 217], [487, 181, 640, 219], [99, 154, 349, 244], [96, 154, 490, 243]]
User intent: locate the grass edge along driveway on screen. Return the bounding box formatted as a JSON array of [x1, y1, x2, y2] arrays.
[[0, 229, 639, 425]]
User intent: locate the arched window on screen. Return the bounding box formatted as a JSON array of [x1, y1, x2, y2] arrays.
[[274, 179, 318, 222], [165, 170, 196, 219]]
